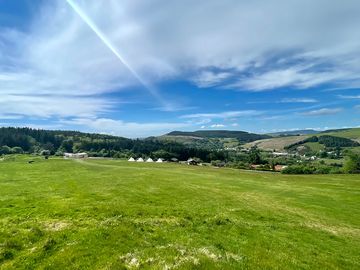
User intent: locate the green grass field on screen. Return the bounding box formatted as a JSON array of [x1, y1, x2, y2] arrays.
[[303, 142, 325, 152], [0, 156, 359, 269]]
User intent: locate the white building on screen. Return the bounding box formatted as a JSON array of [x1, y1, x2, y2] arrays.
[[136, 157, 144, 162], [128, 157, 135, 162], [64, 152, 88, 159], [272, 152, 289, 157]]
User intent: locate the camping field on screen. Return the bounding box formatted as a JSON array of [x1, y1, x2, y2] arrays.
[[0, 156, 359, 269]]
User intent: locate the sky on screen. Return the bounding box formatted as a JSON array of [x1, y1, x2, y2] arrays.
[[0, 0, 360, 138]]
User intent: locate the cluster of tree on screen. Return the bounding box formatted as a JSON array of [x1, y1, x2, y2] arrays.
[[285, 135, 359, 150], [281, 164, 342, 174], [343, 152, 360, 173]]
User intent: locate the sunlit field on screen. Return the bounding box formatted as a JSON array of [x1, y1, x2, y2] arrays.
[[0, 156, 359, 269]]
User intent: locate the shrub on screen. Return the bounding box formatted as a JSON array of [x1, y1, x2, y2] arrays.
[[344, 153, 360, 174]]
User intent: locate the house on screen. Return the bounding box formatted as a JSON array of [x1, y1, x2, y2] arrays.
[[128, 157, 135, 162], [146, 158, 154, 162], [156, 158, 163, 163], [274, 165, 288, 172], [64, 152, 88, 159], [136, 157, 144, 162], [272, 152, 289, 157], [187, 158, 198, 165]]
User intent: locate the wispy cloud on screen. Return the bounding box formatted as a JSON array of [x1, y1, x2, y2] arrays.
[[210, 124, 225, 128], [61, 117, 190, 138], [181, 110, 261, 119], [280, 98, 318, 103], [338, 94, 360, 99], [300, 108, 343, 116], [228, 66, 355, 91], [192, 71, 232, 88], [1, 0, 360, 135], [0, 94, 112, 118]]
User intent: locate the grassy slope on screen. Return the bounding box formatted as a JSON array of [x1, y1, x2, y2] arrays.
[[245, 128, 360, 151], [303, 142, 325, 152], [321, 128, 360, 142], [0, 157, 359, 269], [244, 135, 309, 151]]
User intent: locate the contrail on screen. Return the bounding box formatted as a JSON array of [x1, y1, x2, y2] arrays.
[[65, 0, 167, 107]]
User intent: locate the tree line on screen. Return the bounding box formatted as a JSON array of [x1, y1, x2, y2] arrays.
[[0, 127, 227, 162]]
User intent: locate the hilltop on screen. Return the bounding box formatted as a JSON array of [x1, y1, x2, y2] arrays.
[[166, 130, 271, 141], [269, 129, 320, 136]]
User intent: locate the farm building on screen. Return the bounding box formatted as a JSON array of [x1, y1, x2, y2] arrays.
[[136, 157, 144, 162], [146, 158, 154, 162], [128, 157, 135, 162], [64, 153, 88, 159]]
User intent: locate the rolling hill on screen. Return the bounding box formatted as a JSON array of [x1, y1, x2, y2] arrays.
[[245, 128, 360, 151], [166, 130, 271, 142], [269, 129, 320, 136], [160, 130, 272, 150], [320, 128, 360, 142]]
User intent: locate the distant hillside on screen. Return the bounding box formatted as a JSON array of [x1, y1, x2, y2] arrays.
[[244, 135, 309, 151], [166, 130, 271, 142], [269, 129, 319, 136], [244, 127, 360, 151], [320, 128, 360, 142]]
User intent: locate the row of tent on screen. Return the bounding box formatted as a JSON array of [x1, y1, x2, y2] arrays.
[[128, 157, 163, 163]]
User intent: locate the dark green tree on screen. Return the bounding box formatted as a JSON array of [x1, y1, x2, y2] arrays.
[[344, 153, 360, 173]]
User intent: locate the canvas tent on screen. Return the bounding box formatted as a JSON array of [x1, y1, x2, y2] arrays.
[[146, 158, 154, 162], [156, 158, 163, 163], [136, 157, 144, 162], [128, 157, 135, 162]]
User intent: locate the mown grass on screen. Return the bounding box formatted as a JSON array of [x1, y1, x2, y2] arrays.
[[0, 156, 359, 269]]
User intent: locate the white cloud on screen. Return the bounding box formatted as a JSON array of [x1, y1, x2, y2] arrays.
[[229, 66, 354, 91], [1, 0, 360, 98], [280, 98, 318, 103], [61, 117, 190, 138], [0, 95, 111, 118], [192, 71, 231, 88], [181, 110, 261, 119], [210, 124, 225, 128], [0, 0, 360, 136], [338, 95, 360, 99], [231, 123, 239, 127], [300, 108, 343, 116]]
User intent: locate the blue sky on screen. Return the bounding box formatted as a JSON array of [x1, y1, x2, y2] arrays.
[[0, 0, 360, 137]]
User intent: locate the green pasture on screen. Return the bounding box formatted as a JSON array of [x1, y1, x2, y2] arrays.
[[0, 156, 359, 269]]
